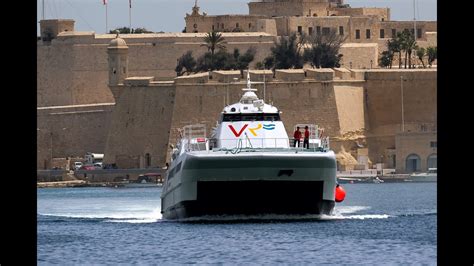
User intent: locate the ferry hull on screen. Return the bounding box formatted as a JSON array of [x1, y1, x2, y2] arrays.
[[162, 180, 335, 220], [161, 152, 337, 220]]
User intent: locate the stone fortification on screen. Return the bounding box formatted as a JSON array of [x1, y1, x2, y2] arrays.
[[37, 29, 275, 107], [37, 103, 114, 169], [99, 37, 435, 172]]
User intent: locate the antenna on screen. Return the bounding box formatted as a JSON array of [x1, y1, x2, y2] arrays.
[[242, 70, 257, 92]]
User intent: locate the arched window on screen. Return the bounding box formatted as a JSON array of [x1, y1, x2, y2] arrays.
[[145, 153, 151, 168], [427, 154, 437, 169], [406, 154, 421, 173]]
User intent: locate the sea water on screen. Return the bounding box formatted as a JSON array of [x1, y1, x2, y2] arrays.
[[37, 183, 436, 264]]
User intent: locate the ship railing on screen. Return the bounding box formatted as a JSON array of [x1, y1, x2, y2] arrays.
[[183, 137, 331, 152], [209, 138, 330, 152]]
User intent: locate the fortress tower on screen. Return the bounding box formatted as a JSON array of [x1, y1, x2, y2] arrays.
[[107, 35, 129, 87]]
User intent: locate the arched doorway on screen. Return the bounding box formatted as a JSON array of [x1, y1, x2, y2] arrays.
[[145, 153, 151, 168], [427, 154, 437, 169], [406, 154, 421, 173]]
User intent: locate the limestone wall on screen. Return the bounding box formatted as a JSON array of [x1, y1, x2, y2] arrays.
[[364, 69, 437, 163], [103, 84, 176, 168], [37, 103, 114, 169], [37, 32, 276, 107], [185, 15, 266, 33], [395, 132, 437, 173], [339, 43, 378, 69]]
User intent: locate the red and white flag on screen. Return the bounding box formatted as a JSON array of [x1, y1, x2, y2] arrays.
[[103, 0, 107, 5]]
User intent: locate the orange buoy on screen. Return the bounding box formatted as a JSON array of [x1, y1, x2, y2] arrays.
[[335, 184, 346, 203]]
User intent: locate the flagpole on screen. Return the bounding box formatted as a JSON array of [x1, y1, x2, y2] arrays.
[[106, 3, 108, 33], [129, 0, 132, 33], [42, 0, 45, 20], [413, 0, 416, 39]]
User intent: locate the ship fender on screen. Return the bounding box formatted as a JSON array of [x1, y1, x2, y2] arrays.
[[335, 184, 346, 203]]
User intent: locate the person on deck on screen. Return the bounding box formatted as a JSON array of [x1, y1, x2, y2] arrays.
[[303, 126, 310, 149], [293, 127, 301, 147]]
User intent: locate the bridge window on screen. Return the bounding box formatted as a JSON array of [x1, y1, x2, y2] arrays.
[[222, 113, 281, 122]]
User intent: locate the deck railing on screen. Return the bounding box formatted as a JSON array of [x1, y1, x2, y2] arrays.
[[184, 137, 330, 152]]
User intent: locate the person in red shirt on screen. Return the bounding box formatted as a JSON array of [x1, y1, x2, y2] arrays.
[[303, 126, 310, 149], [293, 127, 301, 147]]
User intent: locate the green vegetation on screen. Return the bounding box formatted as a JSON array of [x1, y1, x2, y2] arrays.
[[303, 30, 345, 68], [381, 29, 436, 69], [109, 27, 153, 34], [201, 31, 226, 70], [426, 46, 437, 67], [175, 31, 256, 76]]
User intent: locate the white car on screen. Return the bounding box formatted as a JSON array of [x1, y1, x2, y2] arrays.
[[74, 162, 83, 171]]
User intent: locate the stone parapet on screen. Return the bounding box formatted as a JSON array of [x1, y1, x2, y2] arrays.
[[275, 69, 305, 81], [211, 70, 242, 83], [333, 68, 352, 80], [305, 68, 335, 81], [174, 72, 209, 84], [124, 77, 154, 86], [244, 70, 274, 82]]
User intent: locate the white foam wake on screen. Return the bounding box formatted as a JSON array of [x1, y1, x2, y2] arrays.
[[39, 207, 162, 223]]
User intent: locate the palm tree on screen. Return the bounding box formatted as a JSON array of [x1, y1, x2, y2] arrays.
[[416, 47, 426, 68], [387, 38, 401, 69], [399, 29, 417, 69], [202, 31, 226, 70]]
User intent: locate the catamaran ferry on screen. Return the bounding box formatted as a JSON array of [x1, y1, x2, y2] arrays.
[[160, 72, 340, 220]]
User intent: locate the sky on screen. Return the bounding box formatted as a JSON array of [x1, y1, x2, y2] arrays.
[[37, 0, 437, 35]]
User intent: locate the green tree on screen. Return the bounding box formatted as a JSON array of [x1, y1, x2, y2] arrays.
[[303, 29, 345, 68], [266, 33, 303, 69], [416, 47, 426, 68], [109, 27, 152, 34], [426, 46, 437, 67], [201, 31, 226, 70], [379, 51, 393, 68], [175, 51, 197, 76]]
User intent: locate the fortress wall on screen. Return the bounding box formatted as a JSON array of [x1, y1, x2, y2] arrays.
[[37, 45, 75, 107], [103, 85, 176, 168], [38, 33, 276, 107], [339, 43, 378, 69], [348, 16, 379, 43], [395, 132, 437, 173], [285, 16, 351, 37], [185, 15, 266, 33], [364, 69, 437, 163], [333, 84, 365, 133], [249, 1, 305, 17], [335, 8, 389, 21], [37, 104, 114, 169]]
